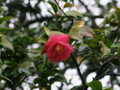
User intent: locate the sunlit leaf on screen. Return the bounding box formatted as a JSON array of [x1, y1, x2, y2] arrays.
[[73, 21, 85, 28], [69, 21, 94, 40], [69, 24, 94, 41], [50, 31, 64, 36], [65, 10, 82, 17], [64, 3, 74, 8], [44, 26, 51, 36], [100, 41, 111, 56], [69, 29, 83, 41], [76, 56, 84, 65], [84, 25, 95, 35], [44, 26, 63, 37], [0, 34, 14, 51], [36, 34, 48, 43], [111, 42, 120, 48]]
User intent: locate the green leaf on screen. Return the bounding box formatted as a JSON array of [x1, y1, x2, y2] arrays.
[[49, 74, 67, 85], [19, 57, 33, 74], [111, 42, 120, 48], [65, 10, 82, 17], [114, 7, 120, 21], [86, 81, 102, 90], [0, 28, 9, 34], [48, 2, 58, 14], [0, 8, 4, 16], [44, 26, 51, 36], [76, 56, 84, 65], [100, 41, 111, 56], [69, 24, 94, 41], [70, 85, 82, 90], [0, 34, 14, 51], [0, 16, 13, 24], [39, 45, 45, 55], [69, 28, 83, 41], [94, 29, 104, 33], [0, 74, 13, 84], [104, 88, 112, 90], [36, 33, 48, 43], [69, 21, 94, 41], [0, 58, 2, 65], [64, 3, 74, 8], [44, 26, 63, 37], [84, 38, 98, 48], [19, 67, 31, 75], [84, 25, 95, 35]]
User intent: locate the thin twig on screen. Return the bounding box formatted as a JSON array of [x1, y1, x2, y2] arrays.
[[78, 0, 90, 13], [71, 54, 88, 90], [13, 74, 29, 90], [54, 0, 74, 32], [96, 55, 118, 78], [54, 0, 72, 20], [95, 73, 120, 80]]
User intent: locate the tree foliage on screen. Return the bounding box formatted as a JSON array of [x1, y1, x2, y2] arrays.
[[0, 0, 120, 90]]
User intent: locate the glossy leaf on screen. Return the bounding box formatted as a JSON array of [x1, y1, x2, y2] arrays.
[[48, 1, 58, 14], [86, 81, 102, 90]]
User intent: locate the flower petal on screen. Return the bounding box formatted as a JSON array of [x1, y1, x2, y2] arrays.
[[46, 42, 74, 62]]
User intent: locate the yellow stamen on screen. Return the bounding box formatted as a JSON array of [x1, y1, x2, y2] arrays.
[[55, 45, 62, 53]]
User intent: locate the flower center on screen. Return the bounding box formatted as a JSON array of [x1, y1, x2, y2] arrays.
[[55, 45, 62, 53]]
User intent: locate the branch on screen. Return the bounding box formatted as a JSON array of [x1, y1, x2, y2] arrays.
[[54, 0, 73, 32], [95, 55, 119, 79], [54, 0, 72, 21], [95, 73, 120, 80], [78, 0, 91, 13], [13, 74, 29, 90], [71, 54, 88, 90], [22, 16, 54, 27]]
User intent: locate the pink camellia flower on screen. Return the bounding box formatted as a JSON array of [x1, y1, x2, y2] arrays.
[[44, 34, 74, 62]]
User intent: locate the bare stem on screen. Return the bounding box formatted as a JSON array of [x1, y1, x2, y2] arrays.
[[71, 54, 88, 90]]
